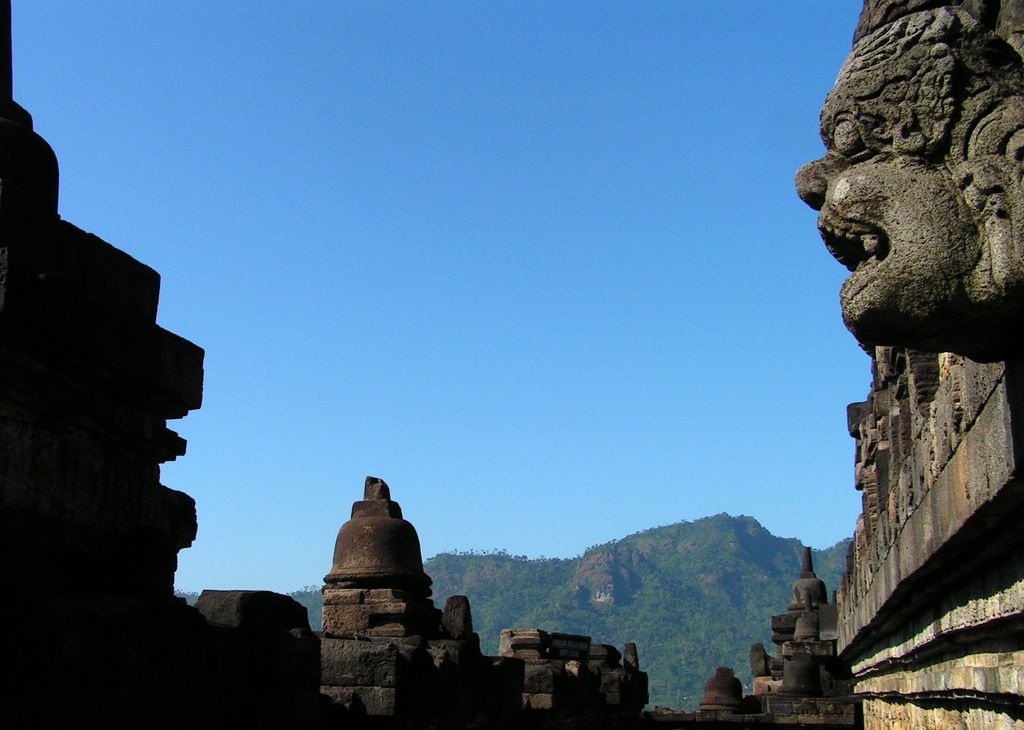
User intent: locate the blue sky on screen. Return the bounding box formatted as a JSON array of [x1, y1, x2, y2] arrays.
[[14, 2, 869, 593]]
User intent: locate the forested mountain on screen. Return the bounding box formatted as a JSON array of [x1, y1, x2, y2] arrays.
[[427, 515, 847, 709], [179, 514, 848, 710]]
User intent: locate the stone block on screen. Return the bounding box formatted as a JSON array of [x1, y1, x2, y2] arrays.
[[320, 685, 397, 716], [782, 639, 835, 658], [818, 602, 839, 641], [363, 587, 420, 602], [599, 667, 627, 694], [749, 642, 772, 676], [321, 588, 364, 606], [753, 675, 782, 696], [522, 692, 555, 710], [426, 637, 478, 669], [320, 637, 402, 688], [195, 590, 310, 632], [441, 595, 473, 639], [772, 612, 798, 645], [322, 597, 439, 637], [499, 628, 549, 660], [522, 663, 556, 694], [322, 603, 374, 634]]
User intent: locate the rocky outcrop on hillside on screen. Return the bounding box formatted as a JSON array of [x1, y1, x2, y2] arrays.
[[573, 546, 647, 605]]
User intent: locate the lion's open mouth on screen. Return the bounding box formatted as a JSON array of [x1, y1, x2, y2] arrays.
[[818, 214, 889, 273]]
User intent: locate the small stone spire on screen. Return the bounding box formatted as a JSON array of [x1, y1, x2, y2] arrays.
[[800, 546, 815, 578], [0, 1, 30, 127], [364, 475, 391, 501], [1, 0, 11, 101], [0, 0, 59, 222]]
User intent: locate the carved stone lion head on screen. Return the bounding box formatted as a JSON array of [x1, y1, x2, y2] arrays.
[[796, 7, 1024, 360]]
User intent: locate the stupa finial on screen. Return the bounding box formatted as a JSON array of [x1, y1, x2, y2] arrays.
[[0, 1, 30, 127], [0, 0, 59, 222], [1, 1, 11, 102]]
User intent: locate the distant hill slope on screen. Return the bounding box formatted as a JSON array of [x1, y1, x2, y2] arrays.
[[426, 514, 848, 710], [179, 514, 848, 710]]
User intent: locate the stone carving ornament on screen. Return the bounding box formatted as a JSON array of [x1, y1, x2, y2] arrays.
[[796, 5, 1024, 360]]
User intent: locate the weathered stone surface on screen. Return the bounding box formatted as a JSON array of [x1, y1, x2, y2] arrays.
[[771, 612, 798, 645], [426, 637, 478, 669], [321, 479, 444, 639], [321, 590, 441, 638], [441, 594, 474, 640], [522, 692, 555, 711], [856, 646, 1024, 698], [749, 642, 773, 677], [781, 655, 823, 697], [195, 590, 310, 632], [698, 667, 743, 711], [825, 344, 1024, 726], [321, 685, 398, 716], [838, 352, 1021, 646], [861, 696, 1023, 729], [793, 611, 820, 642], [598, 667, 625, 694], [324, 476, 432, 597], [522, 663, 559, 694], [753, 675, 782, 697], [782, 640, 835, 660], [320, 637, 403, 688], [765, 695, 858, 725], [852, 0, 949, 41], [799, 4, 1024, 727], [499, 628, 549, 661], [321, 587, 364, 605], [796, 5, 1024, 361]]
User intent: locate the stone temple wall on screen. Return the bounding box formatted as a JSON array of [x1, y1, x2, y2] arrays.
[[839, 349, 1024, 727], [793, 1, 1024, 726]]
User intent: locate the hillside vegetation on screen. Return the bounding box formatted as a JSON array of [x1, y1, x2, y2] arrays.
[[180, 514, 848, 710], [427, 514, 847, 708]]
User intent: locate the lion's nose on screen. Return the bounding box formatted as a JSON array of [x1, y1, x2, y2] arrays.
[[795, 153, 849, 211], [795, 159, 829, 210]]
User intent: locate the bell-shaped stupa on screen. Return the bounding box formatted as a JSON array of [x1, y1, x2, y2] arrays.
[[322, 477, 441, 637], [325, 476, 432, 596], [698, 666, 744, 711], [788, 547, 827, 611]]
